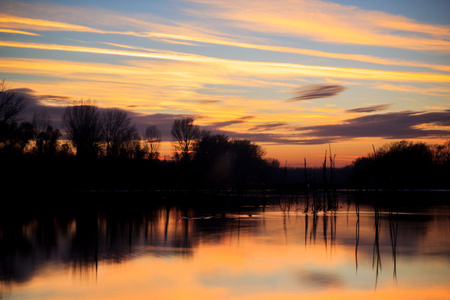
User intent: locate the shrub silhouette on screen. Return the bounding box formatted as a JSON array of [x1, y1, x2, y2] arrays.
[[352, 140, 449, 189]]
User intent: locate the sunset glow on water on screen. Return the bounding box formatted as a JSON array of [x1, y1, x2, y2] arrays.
[[1, 0, 449, 298], [1, 193, 449, 299]]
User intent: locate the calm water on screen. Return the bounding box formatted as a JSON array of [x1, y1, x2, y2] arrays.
[[1, 192, 449, 300]]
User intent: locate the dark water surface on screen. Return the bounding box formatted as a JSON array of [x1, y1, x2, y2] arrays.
[[1, 191, 449, 299]]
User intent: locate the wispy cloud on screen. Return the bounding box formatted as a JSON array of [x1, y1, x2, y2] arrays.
[[288, 84, 347, 102], [375, 83, 450, 96], [3, 42, 450, 85], [0, 14, 103, 32], [249, 122, 288, 132], [2, 5, 450, 73], [209, 116, 255, 129], [186, 0, 450, 53], [0, 28, 40, 36], [346, 104, 391, 113]]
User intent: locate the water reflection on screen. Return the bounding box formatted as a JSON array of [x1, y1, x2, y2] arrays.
[[1, 192, 450, 299], [388, 210, 398, 284]]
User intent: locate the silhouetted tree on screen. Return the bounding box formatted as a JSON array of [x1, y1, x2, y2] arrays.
[[62, 100, 103, 159], [192, 133, 267, 186], [32, 111, 61, 157], [431, 140, 450, 165], [119, 128, 144, 159], [102, 108, 136, 159], [0, 81, 33, 155], [193, 133, 231, 184], [171, 117, 200, 162], [351, 140, 438, 188], [32, 111, 51, 134], [0, 80, 25, 124], [228, 138, 266, 184], [0, 121, 34, 155], [34, 125, 61, 157], [144, 125, 161, 160]]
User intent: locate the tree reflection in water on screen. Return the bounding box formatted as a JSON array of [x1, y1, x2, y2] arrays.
[[373, 205, 382, 290], [389, 209, 399, 284], [0, 191, 448, 299]]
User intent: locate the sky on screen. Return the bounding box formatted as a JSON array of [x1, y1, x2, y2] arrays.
[[1, 0, 449, 166]]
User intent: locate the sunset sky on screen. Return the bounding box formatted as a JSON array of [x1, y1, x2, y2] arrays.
[[1, 0, 449, 166]]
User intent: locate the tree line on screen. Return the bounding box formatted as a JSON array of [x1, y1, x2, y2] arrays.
[[1, 82, 449, 192], [0, 82, 275, 191], [351, 140, 450, 189], [0, 84, 162, 160]]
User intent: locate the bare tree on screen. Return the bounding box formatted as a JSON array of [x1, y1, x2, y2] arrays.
[[62, 100, 103, 159], [0, 81, 33, 154], [171, 117, 200, 162], [112, 125, 142, 159], [32, 111, 51, 135], [144, 125, 161, 160], [0, 80, 26, 124], [32, 111, 61, 157], [102, 108, 136, 159]]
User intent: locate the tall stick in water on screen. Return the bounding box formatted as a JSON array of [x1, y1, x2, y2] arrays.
[[304, 157, 309, 213], [323, 150, 328, 211]]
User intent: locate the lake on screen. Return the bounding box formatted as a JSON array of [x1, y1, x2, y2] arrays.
[[1, 191, 449, 299]]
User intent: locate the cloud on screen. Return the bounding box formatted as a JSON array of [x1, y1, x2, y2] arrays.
[[140, 110, 450, 146], [11, 88, 450, 147], [0, 28, 41, 36], [375, 83, 450, 96], [186, 0, 450, 53], [3, 0, 450, 73], [0, 13, 103, 33], [183, 99, 221, 105], [132, 113, 194, 140], [201, 110, 450, 146], [346, 104, 391, 113], [295, 110, 450, 144], [10, 88, 70, 126], [288, 84, 347, 102], [208, 116, 254, 129], [2, 44, 450, 84], [249, 122, 288, 132]]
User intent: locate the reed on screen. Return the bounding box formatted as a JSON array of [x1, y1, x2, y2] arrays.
[[372, 206, 382, 290]]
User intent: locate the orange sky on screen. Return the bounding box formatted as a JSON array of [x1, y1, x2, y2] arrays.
[[0, 0, 449, 166]]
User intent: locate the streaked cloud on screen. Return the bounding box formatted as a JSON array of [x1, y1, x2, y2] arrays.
[[0, 14, 103, 32], [249, 122, 288, 132], [207, 110, 450, 146], [2, 6, 449, 73], [295, 110, 450, 144], [346, 104, 392, 113], [209, 116, 255, 129], [2, 42, 450, 85], [375, 83, 450, 97], [186, 0, 450, 52], [288, 84, 347, 102], [0, 28, 40, 36]]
